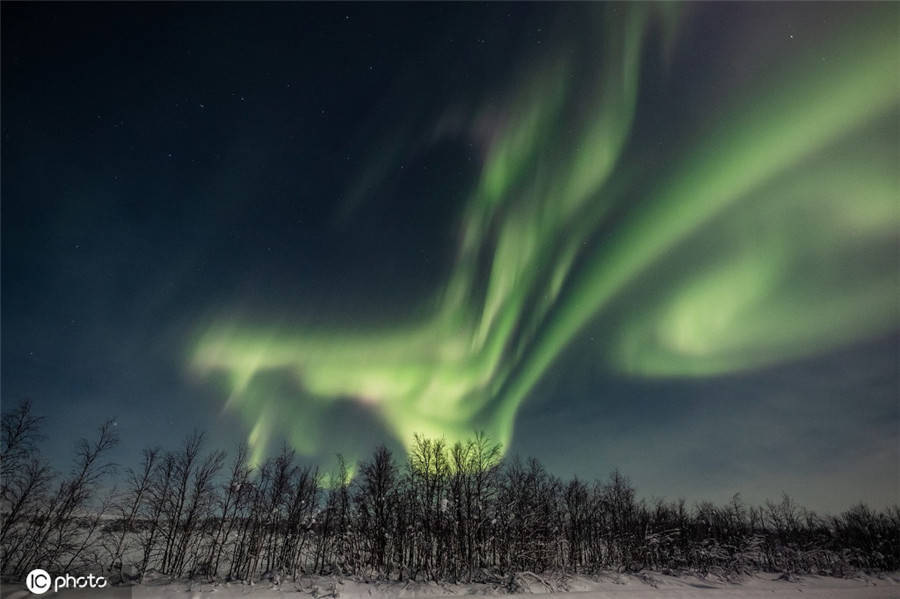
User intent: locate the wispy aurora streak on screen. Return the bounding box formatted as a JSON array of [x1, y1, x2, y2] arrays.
[[192, 5, 899, 465]]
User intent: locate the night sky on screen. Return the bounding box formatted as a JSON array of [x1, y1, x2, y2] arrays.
[[3, 2, 898, 512]]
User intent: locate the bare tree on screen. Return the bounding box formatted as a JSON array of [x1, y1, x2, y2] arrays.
[[106, 447, 159, 577], [2, 421, 898, 583], [11, 419, 118, 576], [206, 442, 251, 579], [170, 447, 225, 577], [1, 399, 45, 487], [139, 451, 175, 576], [356, 445, 397, 575], [0, 399, 52, 566]]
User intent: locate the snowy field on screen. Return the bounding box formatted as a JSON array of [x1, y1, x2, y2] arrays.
[[3, 572, 899, 599]]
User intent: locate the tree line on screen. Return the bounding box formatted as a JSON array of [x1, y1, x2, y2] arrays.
[[2, 400, 898, 585]]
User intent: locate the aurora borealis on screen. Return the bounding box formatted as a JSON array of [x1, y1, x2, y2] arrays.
[[3, 2, 898, 510], [191, 4, 898, 464]]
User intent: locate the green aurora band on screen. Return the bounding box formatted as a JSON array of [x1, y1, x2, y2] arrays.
[[191, 5, 900, 466]]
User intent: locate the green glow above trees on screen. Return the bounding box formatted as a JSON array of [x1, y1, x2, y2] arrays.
[[191, 5, 899, 466]]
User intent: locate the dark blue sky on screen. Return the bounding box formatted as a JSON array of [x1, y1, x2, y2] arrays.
[[3, 2, 897, 513]]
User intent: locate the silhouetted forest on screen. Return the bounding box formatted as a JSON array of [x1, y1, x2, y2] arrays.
[[2, 400, 898, 585]]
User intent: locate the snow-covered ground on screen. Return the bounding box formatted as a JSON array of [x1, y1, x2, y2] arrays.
[[4, 572, 898, 598], [132, 572, 900, 598]]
